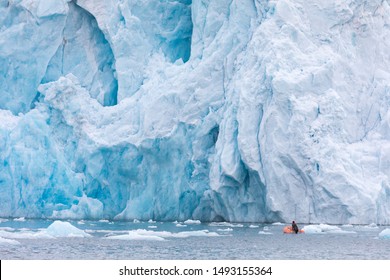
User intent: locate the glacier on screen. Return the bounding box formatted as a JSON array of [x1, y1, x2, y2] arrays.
[[1, 0, 390, 224]]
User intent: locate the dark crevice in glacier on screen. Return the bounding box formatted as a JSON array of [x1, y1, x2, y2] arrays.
[[162, 0, 193, 63], [41, 1, 118, 107], [130, 0, 193, 63]]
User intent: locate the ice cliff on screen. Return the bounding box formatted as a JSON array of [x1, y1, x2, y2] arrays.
[[1, 0, 390, 224]]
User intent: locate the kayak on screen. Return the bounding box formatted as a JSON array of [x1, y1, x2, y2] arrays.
[[283, 226, 304, 234]]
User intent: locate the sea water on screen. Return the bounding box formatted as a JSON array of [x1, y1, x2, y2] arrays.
[[0, 219, 389, 260]]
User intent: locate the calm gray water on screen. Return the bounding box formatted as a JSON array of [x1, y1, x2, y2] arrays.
[[0, 219, 389, 260]]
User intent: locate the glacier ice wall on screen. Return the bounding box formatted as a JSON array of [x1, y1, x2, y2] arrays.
[[1, 0, 390, 224]]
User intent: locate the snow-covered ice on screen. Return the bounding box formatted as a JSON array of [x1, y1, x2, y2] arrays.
[[183, 219, 201, 224], [258, 231, 272, 235], [45, 221, 91, 238], [303, 224, 356, 234], [379, 229, 390, 239]]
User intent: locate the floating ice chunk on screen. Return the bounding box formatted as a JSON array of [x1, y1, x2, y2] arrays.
[[13, 217, 26, 222], [209, 222, 243, 228], [107, 229, 219, 241], [174, 230, 219, 238], [0, 229, 52, 239], [148, 220, 156, 224], [362, 223, 379, 230], [176, 224, 187, 228], [258, 231, 272, 235], [77, 220, 85, 225], [107, 232, 165, 241], [249, 225, 259, 228], [0, 218, 8, 223], [0, 227, 15, 231], [341, 224, 354, 228], [263, 226, 270, 231], [272, 222, 285, 226], [0, 237, 20, 246], [99, 220, 110, 223], [217, 228, 233, 232], [209, 222, 235, 227], [184, 219, 201, 224], [379, 229, 390, 239], [303, 224, 356, 234], [133, 219, 141, 223], [45, 221, 91, 238], [148, 226, 157, 229]]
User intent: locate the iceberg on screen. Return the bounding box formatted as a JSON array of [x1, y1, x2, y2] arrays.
[[302, 224, 356, 234], [45, 221, 91, 238], [1, 0, 390, 225], [379, 229, 390, 239]]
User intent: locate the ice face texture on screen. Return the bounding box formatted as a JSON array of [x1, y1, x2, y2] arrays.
[[1, 0, 390, 224]]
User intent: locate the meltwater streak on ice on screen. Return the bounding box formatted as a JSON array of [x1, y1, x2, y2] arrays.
[[1, 0, 390, 224]]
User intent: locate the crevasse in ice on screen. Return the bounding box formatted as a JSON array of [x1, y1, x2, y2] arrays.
[[1, 0, 390, 224]]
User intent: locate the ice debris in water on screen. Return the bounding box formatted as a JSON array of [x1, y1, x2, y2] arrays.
[[107, 229, 219, 241], [0, 0, 390, 225], [0, 237, 20, 246], [45, 221, 91, 238], [184, 219, 201, 224], [176, 224, 187, 228], [258, 231, 272, 235], [378, 229, 390, 239], [302, 224, 356, 234]]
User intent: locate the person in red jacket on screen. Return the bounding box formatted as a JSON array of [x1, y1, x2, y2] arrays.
[[292, 221, 299, 234]]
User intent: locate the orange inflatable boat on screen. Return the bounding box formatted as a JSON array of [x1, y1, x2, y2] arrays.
[[283, 226, 304, 234]]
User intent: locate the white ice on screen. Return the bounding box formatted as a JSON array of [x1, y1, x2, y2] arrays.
[[106, 229, 219, 241], [302, 224, 356, 234], [0, 236, 20, 246], [45, 221, 91, 238], [379, 229, 390, 239]]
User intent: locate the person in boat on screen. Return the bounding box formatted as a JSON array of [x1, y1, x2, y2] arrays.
[[292, 221, 299, 234]]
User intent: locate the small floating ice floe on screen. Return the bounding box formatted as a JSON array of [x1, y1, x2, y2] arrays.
[[302, 224, 356, 234], [45, 221, 91, 238], [13, 217, 26, 222], [362, 223, 379, 230], [176, 224, 187, 228], [217, 228, 233, 232], [0, 236, 20, 245], [258, 231, 272, 235], [107, 229, 220, 241], [184, 219, 201, 225], [341, 224, 354, 228], [379, 229, 390, 239], [249, 225, 259, 228]]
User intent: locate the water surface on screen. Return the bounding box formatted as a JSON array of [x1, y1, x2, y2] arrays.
[[0, 219, 389, 260]]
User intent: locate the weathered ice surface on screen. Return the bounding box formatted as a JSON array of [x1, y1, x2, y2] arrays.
[[1, 0, 390, 224]]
